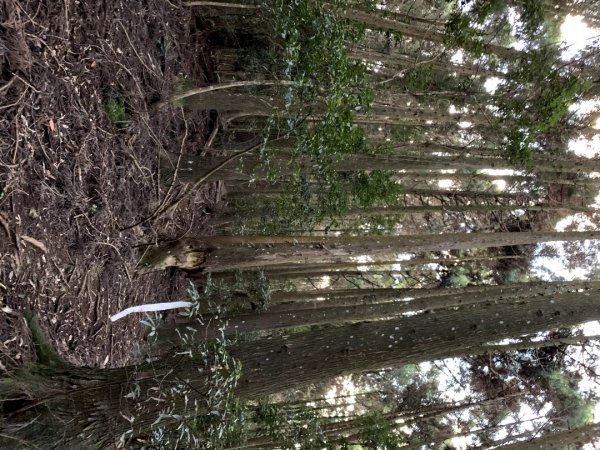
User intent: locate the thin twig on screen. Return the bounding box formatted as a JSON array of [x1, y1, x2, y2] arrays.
[[123, 116, 307, 229], [378, 53, 444, 85], [116, 21, 160, 78], [0, 76, 17, 94], [121, 141, 261, 231], [184, 1, 259, 8], [152, 110, 188, 215], [0, 433, 42, 450], [150, 141, 264, 222], [19, 235, 47, 253], [172, 80, 296, 103], [120, 112, 188, 231], [94, 242, 132, 283], [205, 117, 220, 148]]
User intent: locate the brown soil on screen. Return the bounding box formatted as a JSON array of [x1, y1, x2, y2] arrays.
[[0, 0, 221, 370]]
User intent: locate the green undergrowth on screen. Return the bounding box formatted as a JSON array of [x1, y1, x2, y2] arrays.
[[103, 97, 129, 128]]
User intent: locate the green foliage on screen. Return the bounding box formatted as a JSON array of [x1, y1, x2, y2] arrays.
[[358, 213, 403, 235], [444, 11, 486, 56], [499, 67, 590, 167], [389, 125, 423, 142], [403, 63, 434, 90], [265, 0, 372, 116], [103, 97, 128, 128], [141, 284, 246, 449], [472, 0, 507, 23], [440, 266, 473, 287], [250, 0, 394, 230], [519, 0, 546, 38], [350, 170, 402, 208], [186, 273, 272, 316], [504, 129, 535, 167], [534, 74, 590, 133], [360, 412, 406, 449], [447, 271, 471, 287], [445, 1, 589, 169], [236, 269, 272, 311], [254, 402, 326, 449], [274, 176, 325, 232], [395, 364, 421, 385], [446, 0, 559, 56], [23, 310, 66, 368], [504, 268, 530, 284], [545, 370, 595, 428]]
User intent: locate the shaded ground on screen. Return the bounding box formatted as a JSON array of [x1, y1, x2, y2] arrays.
[[0, 0, 222, 369]]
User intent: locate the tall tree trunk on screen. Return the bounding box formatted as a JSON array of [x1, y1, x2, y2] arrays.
[[5, 288, 600, 448], [156, 281, 600, 343], [260, 254, 526, 280], [169, 150, 600, 183], [139, 230, 600, 272], [344, 9, 525, 60], [230, 288, 600, 396], [220, 203, 590, 226], [491, 421, 600, 449]]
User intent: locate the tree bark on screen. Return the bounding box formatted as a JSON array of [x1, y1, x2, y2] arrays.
[[139, 230, 600, 272], [5, 288, 600, 448], [169, 150, 600, 183], [157, 281, 600, 342], [491, 421, 600, 449]]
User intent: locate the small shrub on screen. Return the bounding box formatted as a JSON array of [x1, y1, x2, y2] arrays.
[[103, 98, 128, 128]]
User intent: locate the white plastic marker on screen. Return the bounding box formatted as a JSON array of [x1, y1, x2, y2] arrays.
[[110, 301, 192, 322]]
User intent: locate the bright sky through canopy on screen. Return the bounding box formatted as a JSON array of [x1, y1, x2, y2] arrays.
[[561, 14, 600, 59]]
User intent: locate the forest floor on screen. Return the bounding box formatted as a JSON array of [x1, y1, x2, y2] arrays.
[[0, 0, 221, 370]]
